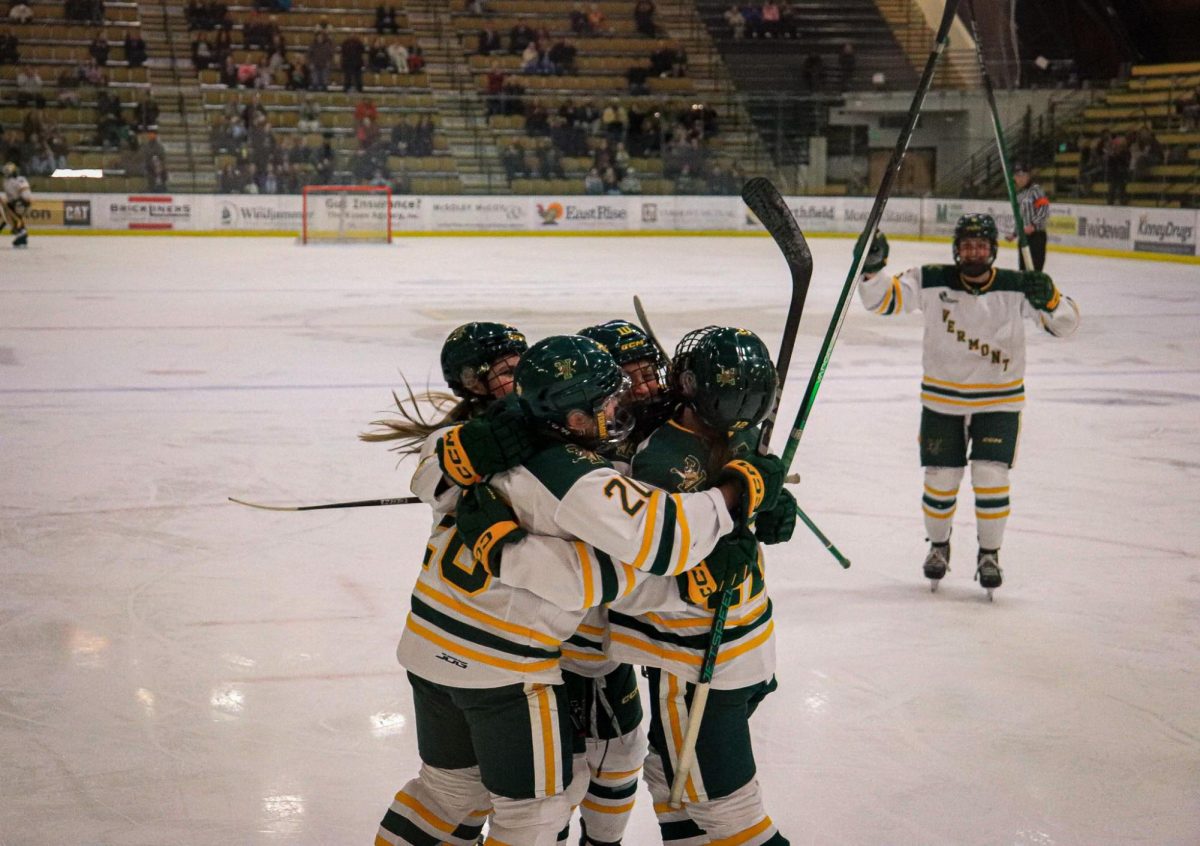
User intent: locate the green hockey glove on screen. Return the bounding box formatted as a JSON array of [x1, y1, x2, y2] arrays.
[[1020, 270, 1060, 311], [677, 526, 759, 609], [755, 488, 797, 545], [718, 452, 785, 521], [454, 484, 527, 577], [437, 398, 536, 487], [857, 230, 889, 274]]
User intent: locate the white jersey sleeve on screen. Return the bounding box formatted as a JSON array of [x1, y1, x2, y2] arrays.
[[858, 266, 924, 316], [1023, 292, 1080, 338], [409, 426, 459, 519]]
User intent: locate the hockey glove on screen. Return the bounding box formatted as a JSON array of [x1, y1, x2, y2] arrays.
[[677, 525, 758, 609], [453, 484, 527, 577], [1020, 270, 1060, 311], [857, 230, 889, 274], [437, 397, 536, 487], [754, 488, 797, 545], [718, 452, 785, 522]]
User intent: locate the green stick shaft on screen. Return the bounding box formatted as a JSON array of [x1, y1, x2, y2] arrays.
[[796, 504, 850, 568], [781, 0, 961, 474]]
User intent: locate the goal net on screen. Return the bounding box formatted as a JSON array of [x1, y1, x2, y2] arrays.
[[302, 185, 392, 244]]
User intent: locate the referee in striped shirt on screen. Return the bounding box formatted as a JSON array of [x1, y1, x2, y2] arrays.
[[1012, 162, 1050, 271]]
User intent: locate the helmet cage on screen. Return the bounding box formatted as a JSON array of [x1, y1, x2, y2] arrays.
[[673, 327, 778, 433], [441, 322, 528, 399]]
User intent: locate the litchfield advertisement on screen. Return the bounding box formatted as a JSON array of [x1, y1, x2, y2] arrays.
[[1131, 208, 1197, 256], [744, 198, 840, 233], [427, 197, 525, 230], [532, 197, 630, 230], [640, 196, 742, 230]]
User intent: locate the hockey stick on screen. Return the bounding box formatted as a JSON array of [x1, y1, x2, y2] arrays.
[[668, 178, 815, 808], [632, 293, 835, 559], [778, 0, 961, 477], [966, 0, 1034, 269], [228, 495, 419, 511]]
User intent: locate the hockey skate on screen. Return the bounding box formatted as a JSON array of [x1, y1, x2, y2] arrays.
[[13, 228, 27, 248], [923, 541, 950, 592], [975, 549, 1003, 601]]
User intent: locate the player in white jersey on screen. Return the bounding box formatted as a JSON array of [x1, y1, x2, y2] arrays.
[[858, 214, 1080, 597], [382, 334, 786, 846], [606, 326, 796, 846], [2, 162, 33, 248]]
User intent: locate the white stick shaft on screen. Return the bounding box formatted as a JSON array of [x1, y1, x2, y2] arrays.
[[668, 682, 711, 808]]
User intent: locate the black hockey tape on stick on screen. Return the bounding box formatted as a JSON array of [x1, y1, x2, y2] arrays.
[[228, 495, 419, 511]]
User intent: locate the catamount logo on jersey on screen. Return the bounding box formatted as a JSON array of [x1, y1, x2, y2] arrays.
[[554, 359, 576, 379], [565, 444, 605, 465], [670, 455, 706, 491]]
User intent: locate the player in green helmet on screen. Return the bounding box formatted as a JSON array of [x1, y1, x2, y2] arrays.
[[603, 325, 796, 846], [858, 214, 1080, 598]]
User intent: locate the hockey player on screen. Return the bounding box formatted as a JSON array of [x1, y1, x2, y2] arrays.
[[607, 326, 798, 846], [2, 162, 33, 248], [858, 214, 1079, 597], [381, 334, 785, 846]]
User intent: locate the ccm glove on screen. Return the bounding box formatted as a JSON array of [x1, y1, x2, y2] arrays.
[[755, 488, 797, 545], [453, 484, 527, 577], [677, 526, 759, 609], [857, 230, 889, 274], [718, 452, 785, 521], [1020, 270, 1060, 311], [437, 398, 536, 487]]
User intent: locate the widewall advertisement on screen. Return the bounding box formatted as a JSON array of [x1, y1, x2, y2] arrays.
[[28, 192, 1200, 261]]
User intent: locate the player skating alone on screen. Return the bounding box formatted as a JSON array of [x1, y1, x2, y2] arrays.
[[858, 215, 1079, 598], [2, 162, 33, 248]]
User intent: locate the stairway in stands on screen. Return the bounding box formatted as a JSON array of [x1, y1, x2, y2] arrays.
[[139, 0, 214, 192]]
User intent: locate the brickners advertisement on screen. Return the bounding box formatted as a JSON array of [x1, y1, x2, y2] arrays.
[[103, 195, 194, 230]]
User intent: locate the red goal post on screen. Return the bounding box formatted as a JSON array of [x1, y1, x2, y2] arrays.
[[301, 185, 393, 244]]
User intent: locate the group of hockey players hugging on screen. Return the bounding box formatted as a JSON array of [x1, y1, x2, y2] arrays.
[[2, 161, 33, 247], [362, 213, 1078, 846]]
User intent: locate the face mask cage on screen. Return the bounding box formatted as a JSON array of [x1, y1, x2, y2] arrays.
[[592, 372, 635, 447]]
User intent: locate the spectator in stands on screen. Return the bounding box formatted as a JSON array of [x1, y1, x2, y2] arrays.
[[406, 44, 425, 73], [367, 36, 390, 72], [142, 129, 166, 163], [538, 143, 565, 179], [46, 125, 69, 168], [510, 22, 535, 54], [601, 165, 620, 194], [146, 154, 169, 191], [1104, 133, 1130, 205], [476, 26, 501, 55], [1130, 126, 1162, 181], [79, 55, 108, 86], [387, 39, 409, 72], [16, 67, 45, 109], [355, 96, 378, 124], [285, 55, 310, 88], [27, 134, 55, 176], [548, 38, 576, 75], [9, 1, 32, 23], [724, 5, 745, 39], [374, 4, 399, 35], [778, 2, 798, 38], [0, 27, 18, 64], [838, 42, 856, 88], [741, 4, 763, 38], [219, 53, 240, 87], [569, 3, 589, 35], [586, 3, 607, 34], [192, 32, 213, 69], [465, 0, 488, 14], [296, 95, 320, 131], [89, 33, 110, 67], [484, 62, 505, 115], [618, 165, 641, 194], [262, 161, 280, 193], [634, 0, 656, 37], [584, 166, 603, 193], [124, 28, 147, 67], [56, 67, 81, 105], [602, 99, 628, 142], [1176, 82, 1200, 130], [412, 113, 434, 156], [706, 163, 731, 194], [340, 33, 362, 91], [213, 25, 233, 63], [1076, 131, 1104, 196], [761, 2, 781, 37], [134, 92, 159, 130], [501, 140, 524, 181], [308, 31, 334, 90]]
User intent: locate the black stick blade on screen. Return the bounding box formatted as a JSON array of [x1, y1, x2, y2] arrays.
[[742, 177, 812, 275]]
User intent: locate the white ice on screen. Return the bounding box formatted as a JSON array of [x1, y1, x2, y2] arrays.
[[2, 234, 1198, 846]]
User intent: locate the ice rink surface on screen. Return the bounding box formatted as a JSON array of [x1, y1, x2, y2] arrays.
[[2, 234, 1199, 846]]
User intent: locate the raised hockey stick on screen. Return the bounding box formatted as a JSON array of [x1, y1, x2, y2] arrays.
[[228, 495, 419, 511], [668, 178, 816, 808], [778, 0, 961, 477], [967, 0, 1034, 269], [632, 293, 839, 562]]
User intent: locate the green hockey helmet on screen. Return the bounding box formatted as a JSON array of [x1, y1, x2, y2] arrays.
[[440, 321, 528, 399], [671, 326, 778, 432], [953, 213, 999, 276], [514, 335, 633, 447], [578, 319, 671, 421]]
